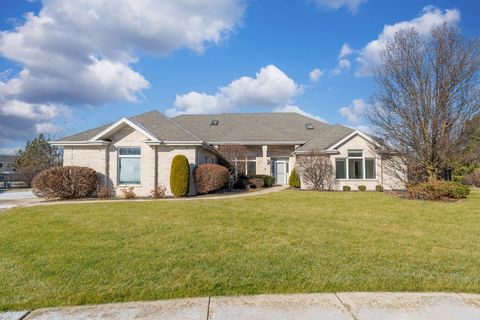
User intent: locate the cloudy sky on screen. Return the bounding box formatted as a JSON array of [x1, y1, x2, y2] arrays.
[[1, 0, 479, 153]]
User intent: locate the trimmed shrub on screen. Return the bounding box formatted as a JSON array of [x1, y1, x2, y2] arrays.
[[343, 185, 351, 191], [407, 180, 470, 200], [194, 164, 229, 194], [250, 177, 264, 189], [96, 186, 111, 199], [234, 175, 250, 189], [375, 185, 384, 192], [151, 185, 167, 199], [32, 166, 98, 199], [358, 185, 367, 191], [170, 155, 190, 197], [288, 168, 301, 188], [248, 175, 275, 187], [120, 187, 136, 199]]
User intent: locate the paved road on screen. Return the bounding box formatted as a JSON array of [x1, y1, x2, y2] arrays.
[[0, 190, 35, 209], [2, 293, 480, 320]]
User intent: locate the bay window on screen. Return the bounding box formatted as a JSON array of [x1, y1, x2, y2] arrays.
[[335, 150, 376, 180], [118, 147, 141, 185]]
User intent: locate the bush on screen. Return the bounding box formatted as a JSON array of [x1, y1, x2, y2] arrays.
[[32, 166, 98, 199], [234, 175, 250, 189], [358, 185, 367, 191], [194, 164, 229, 194], [170, 155, 190, 197], [464, 168, 480, 187], [288, 168, 301, 188], [407, 180, 470, 200], [343, 185, 351, 191], [375, 185, 384, 192], [96, 186, 111, 199], [249, 174, 276, 187], [151, 185, 167, 199], [249, 177, 264, 188], [120, 187, 136, 199]]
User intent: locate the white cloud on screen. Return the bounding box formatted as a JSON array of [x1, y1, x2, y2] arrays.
[[339, 98, 367, 124], [167, 65, 303, 116], [273, 105, 327, 122], [309, 68, 324, 82], [338, 43, 353, 59], [36, 123, 64, 135], [171, 92, 231, 116], [313, 0, 368, 13], [355, 6, 460, 77], [0, 147, 20, 155], [330, 58, 351, 76], [0, 0, 245, 142]]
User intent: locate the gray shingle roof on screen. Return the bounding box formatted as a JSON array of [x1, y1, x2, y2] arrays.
[[173, 113, 332, 143], [57, 110, 355, 150], [295, 124, 354, 152], [59, 110, 200, 142], [129, 111, 201, 142]]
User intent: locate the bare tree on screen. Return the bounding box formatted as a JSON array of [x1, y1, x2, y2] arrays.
[[296, 152, 336, 190], [217, 144, 248, 189], [368, 23, 480, 182]]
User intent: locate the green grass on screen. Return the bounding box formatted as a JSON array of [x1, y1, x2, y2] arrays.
[[1, 190, 480, 310]]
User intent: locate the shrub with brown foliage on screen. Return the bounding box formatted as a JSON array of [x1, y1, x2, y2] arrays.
[[151, 185, 167, 199], [249, 177, 264, 188], [120, 187, 136, 199], [96, 186, 111, 199], [32, 166, 98, 199], [407, 180, 470, 200], [194, 164, 229, 194]]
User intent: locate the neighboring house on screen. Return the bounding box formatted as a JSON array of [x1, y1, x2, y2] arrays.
[[0, 155, 19, 188], [51, 110, 405, 196]]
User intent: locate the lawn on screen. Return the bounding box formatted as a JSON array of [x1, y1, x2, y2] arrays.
[[1, 190, 480, 311]]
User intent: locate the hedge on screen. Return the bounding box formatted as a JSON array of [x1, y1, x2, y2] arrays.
[[407, 180, 470, 200], [170, 155, 190, 197], [32, 166, 98, 199], [194, 164, 229, 194], [288, 168, 301, 188], [249, 175, 276, 187]]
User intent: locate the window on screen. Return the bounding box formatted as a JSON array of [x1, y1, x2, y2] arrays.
[[118, 147, 141, 185], [234, 159, 257, 175], [335, 159, 346, 179], [348, 159, 363, 179], [247, 161, 257, 175], [335, 150, 376, 180], [365, 158, 376, 179], [348, 150, 363, 157], [305, 123, 314, 130]]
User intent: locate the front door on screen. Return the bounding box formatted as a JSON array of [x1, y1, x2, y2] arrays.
[[275, 161, 286, 184]]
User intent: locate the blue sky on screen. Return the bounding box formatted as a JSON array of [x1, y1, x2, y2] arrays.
[[1, 0, 479, 153]]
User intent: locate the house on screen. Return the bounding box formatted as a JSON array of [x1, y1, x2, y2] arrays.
[[0, 155, 19, 188], [51, 110, 405, 196]]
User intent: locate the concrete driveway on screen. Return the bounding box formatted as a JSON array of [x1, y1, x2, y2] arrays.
[[3, 292, 480, 320], [0, 190, 37, 209]]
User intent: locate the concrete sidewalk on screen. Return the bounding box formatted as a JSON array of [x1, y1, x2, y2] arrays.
[[3, 292, 480, 320], [0, 185, 289, 211]]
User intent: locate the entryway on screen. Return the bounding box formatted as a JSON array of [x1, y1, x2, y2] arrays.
[[271, 159, 289, 184]]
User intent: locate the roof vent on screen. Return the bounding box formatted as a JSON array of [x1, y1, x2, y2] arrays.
[[305, 123, 314, 130], [210, 120, 219, 126]]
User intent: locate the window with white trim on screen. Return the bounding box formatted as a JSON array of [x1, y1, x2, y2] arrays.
[[118, 147, 141, 185], [335, 150, 376, 180]]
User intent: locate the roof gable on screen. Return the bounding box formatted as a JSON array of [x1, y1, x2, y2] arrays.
[[57, 110, 201, 143], [294, 125, 355, 153]]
